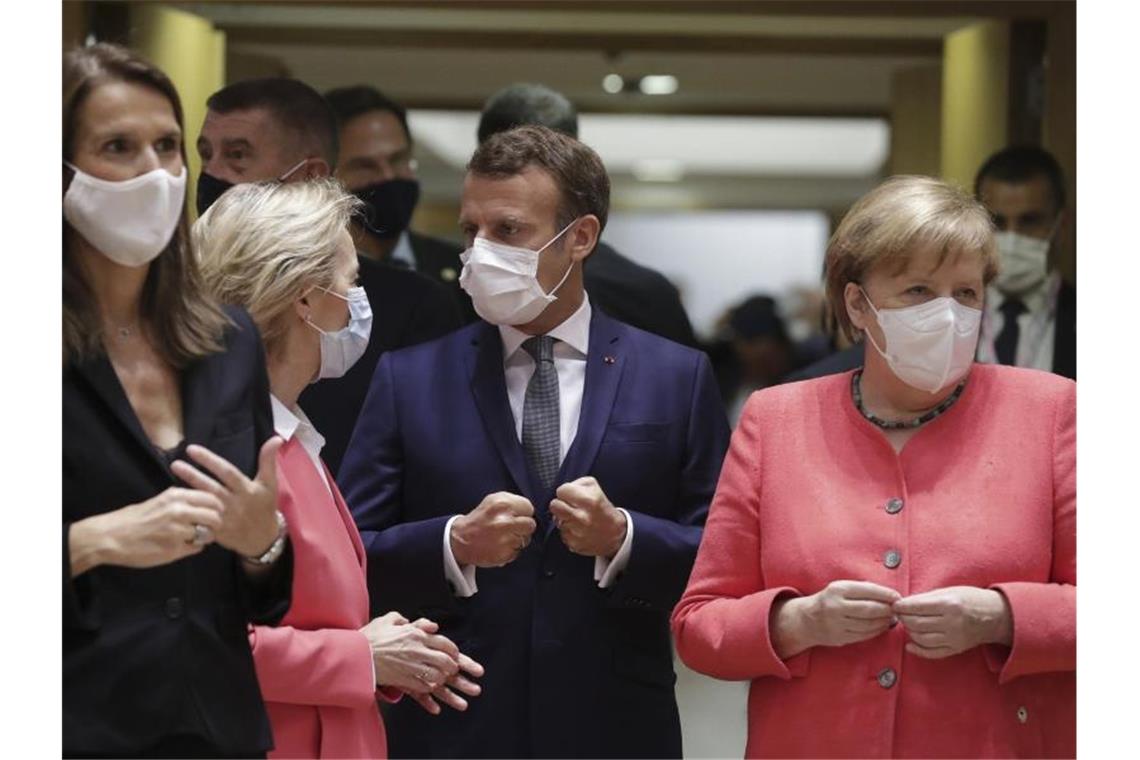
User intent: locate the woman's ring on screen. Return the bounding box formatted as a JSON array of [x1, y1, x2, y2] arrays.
[[189, 524, 211, 546]]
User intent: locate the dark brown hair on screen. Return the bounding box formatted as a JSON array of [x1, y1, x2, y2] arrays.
[[467, 124, 610, 233], [63, 43, 227, 367]]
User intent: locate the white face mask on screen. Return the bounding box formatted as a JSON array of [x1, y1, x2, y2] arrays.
[[458, 220, 577, 325], [305, 285, 372, 381], [860, 287, 982, 394], [64, 163, 187, 267], [993, 229, 1053, 295]]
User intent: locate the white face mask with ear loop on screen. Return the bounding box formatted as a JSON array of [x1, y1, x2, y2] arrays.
[[63, 162, 187, 267], [458, 219, 579, 326], [859, 286, 982, 394], [993, 217, 1059, 295], [304, 285, 372, 381]]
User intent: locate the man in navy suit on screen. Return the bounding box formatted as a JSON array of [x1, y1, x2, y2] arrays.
[[339, 125, 730, 758]]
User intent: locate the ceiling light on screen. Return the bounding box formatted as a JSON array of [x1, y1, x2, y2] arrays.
[[602, 74, 624, 94], [638, 75, 678, 96]]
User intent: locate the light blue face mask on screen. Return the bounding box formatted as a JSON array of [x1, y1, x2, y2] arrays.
[[305, 285, 372, 381]]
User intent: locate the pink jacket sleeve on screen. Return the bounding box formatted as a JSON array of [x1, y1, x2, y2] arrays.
[[987, 380, 1076, 683], [671, 396, 808, 681], [249, 624, 379, 709]]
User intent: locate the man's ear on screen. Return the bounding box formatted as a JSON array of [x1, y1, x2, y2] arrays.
[[306, 159, 332, 180], [568, 215, 601, 263]]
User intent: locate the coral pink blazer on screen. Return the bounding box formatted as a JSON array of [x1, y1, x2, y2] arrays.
[[672, 365, 1075, 758], [250, 438, 396, 759]]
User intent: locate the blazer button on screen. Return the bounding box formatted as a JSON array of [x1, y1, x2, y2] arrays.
[[877, 667, 897, 689], [885, 497, 904, 514], [884, 549, 902, 569], [1017, 706, 1029, 724], [543, 569, 556, 579], [164, 597, 184, 619]]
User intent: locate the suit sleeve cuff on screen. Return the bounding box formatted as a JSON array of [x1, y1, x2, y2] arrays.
[[443, 515, 478, 597], [595, 508, 633, 588]]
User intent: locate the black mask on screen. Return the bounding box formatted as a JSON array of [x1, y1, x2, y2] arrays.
[[196, 171, 234, 217], [352, 178, 421, 240]]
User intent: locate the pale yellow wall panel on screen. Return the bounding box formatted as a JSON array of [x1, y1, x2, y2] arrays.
[[941, 20, 1010, 190]]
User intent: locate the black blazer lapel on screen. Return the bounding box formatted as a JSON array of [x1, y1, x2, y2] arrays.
[[71, 354, 169, 474], [180, 353, 218, 448], [547, 310, 626, 536], [466, 323, 541, 504], [1053, 280, 1077, 380]]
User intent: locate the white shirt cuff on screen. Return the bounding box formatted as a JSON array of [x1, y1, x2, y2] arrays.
[[594, 508, 633, 588], [443, 515, 478, 597]]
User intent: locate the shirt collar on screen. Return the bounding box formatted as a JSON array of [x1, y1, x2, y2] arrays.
[[987, 271, 1061, 317], [270, 395, 326, 455], [389, 230, 416, 269], [499, 293, 592, 362]]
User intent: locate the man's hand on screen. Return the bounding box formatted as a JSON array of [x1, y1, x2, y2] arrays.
[[549, 477, 627, 558], [449, 492, 536, 567]]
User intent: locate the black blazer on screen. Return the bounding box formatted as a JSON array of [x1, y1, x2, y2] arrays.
[[63, 306, 292, 756], [409, 229, 480, 325], [585, 242, 698, 348], [300, 255, 462, 475]]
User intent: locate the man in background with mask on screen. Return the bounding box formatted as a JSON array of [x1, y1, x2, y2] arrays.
[[197, 78, 461, 473], [786, 145, 1076, 384], [478, 83, 699, 348], [974, 145, 1075, 379], [325, 85, 477, 324], [339, 125, 730, 758]]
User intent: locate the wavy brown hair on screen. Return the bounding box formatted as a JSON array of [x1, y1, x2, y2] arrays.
[[63, 43, 227, 367]]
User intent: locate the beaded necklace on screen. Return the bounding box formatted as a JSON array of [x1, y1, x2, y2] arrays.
[[851, 369, 966, 430]]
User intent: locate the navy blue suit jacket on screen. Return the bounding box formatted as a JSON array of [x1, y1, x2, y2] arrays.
[[339, 308, 730, 759]]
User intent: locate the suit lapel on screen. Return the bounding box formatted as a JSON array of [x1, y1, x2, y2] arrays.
[[72, 353, 170, 474], [180, 350, 228, 450], [466, 323, 541, 504], [548, 311, 626, 536], [325, 460, 367, 569]]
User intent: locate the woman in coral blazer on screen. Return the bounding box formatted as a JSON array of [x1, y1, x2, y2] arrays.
[[672, 176, 1075, 759], [196, 179, 483, 758]]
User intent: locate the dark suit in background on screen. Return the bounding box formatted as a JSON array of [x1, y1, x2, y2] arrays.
[[585, 242, 698, 348], [63, 306, 292, 757], [338, 310, 730, 758], [301, 255, 462, 477], [408, 230, 480, 325]]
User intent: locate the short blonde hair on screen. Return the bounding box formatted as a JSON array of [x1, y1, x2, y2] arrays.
[[194, 178, 362, 356], [824, 175, 999, 342]]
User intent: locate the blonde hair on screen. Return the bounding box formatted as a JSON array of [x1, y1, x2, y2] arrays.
[[824, 175, 999, 342], [194, 178, 362, 357]]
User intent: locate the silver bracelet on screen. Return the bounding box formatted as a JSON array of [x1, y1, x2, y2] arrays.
[[242, 510, 288, 566]]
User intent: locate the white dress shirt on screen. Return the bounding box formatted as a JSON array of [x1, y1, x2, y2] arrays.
[[270, 395, 331, 496], [977, 272, 1060, 372], [443, 294, 634, 596], [389, 230, 416, 269]]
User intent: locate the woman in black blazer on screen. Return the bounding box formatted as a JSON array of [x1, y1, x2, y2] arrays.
[[63, 44, 292, 757]]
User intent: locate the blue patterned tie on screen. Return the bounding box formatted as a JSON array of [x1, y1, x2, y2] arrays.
[[521, 336, 560, 491]]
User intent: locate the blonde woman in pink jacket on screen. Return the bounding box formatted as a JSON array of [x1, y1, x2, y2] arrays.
[[195, 179, 483, 758], [673, 176, 1075, 758]]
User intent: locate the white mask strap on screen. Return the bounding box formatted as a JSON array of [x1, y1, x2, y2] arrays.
[[278, 158, 309, 182]]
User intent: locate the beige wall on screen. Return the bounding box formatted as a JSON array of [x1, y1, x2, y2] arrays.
[[889, 64, 942, 177], [940, 20, 1010, 192], [129, 4, 226, 218]]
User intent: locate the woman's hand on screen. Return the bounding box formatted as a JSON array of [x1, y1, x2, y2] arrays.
[[69, 487, 226, 576], [771, 580, 900, 659], [170, 438, 283, 559], [894, 586, 1013, 659], [361, 614, 484, 713]]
